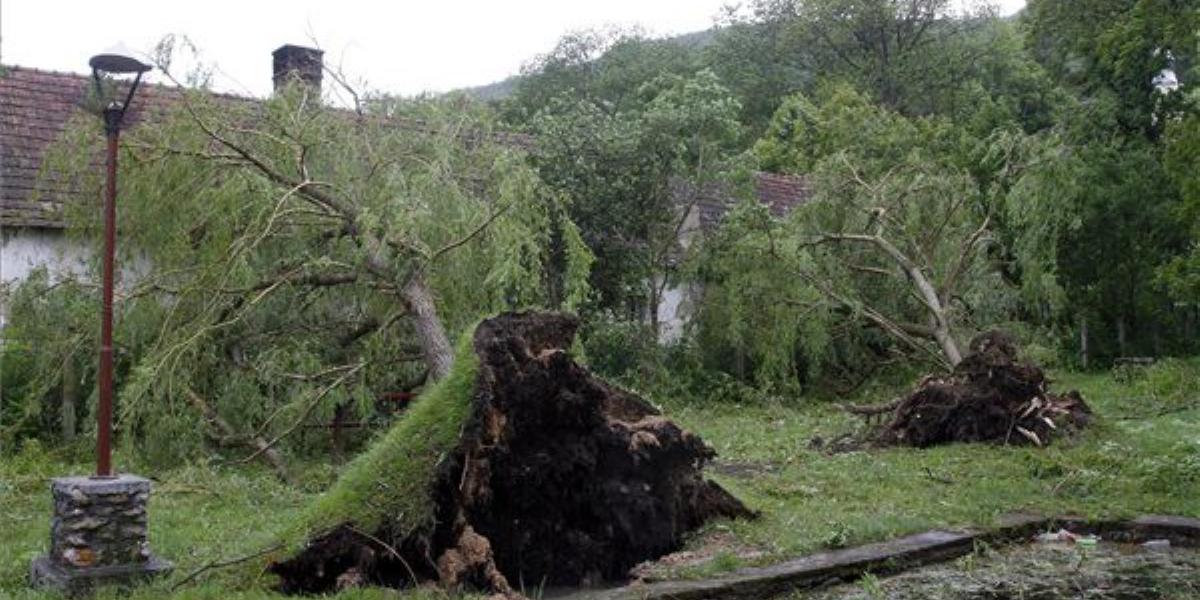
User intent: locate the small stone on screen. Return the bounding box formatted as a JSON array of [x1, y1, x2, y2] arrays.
[[1142, 539, 1171, 552], [64, 534, 87, 547], [121, 506, 146, 517], [61, 547, 96, 568], [68, 487, 89, 504], [68, 517, 107, 531]]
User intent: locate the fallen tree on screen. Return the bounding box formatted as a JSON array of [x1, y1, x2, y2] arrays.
[[847, 331, 1092, 447], [268, 312, 754, 596]]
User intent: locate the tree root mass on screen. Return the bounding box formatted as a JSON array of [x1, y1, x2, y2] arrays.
[[875, 331, 1092, 447], [270, 312, 753, 596]]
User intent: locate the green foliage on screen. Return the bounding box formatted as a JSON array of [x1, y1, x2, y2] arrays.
[[529, 68, 744, 320], [694, 84, 1078, 386], [503, 28, 700, 125], [1111, 357, 1200, 418], [1024, 0, 1199, 138], [281, 332, 478, 547], [3, 73, 590, 464]]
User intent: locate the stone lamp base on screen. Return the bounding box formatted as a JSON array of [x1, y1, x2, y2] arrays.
[[29, 474, 172, 596]]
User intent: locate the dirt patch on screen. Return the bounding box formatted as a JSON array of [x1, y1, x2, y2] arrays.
[[848, 331, 1091, 448], [270, 312, 754, 596], [628, 531, 767, 582]]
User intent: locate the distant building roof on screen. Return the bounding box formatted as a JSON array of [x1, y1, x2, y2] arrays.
[[0, 62, 532, 229], [672, 171, 812, 233]]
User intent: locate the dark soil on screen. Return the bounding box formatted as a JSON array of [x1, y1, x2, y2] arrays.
[[857, 331, 1092, 448], [270, 312, 754, 597]]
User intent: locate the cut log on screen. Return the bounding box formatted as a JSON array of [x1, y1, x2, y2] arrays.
[[268, 312, 753, 596]]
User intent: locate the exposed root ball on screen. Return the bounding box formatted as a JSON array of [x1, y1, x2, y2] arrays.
[[873, 331, 1091, 447], [270, 312, 753, 595]]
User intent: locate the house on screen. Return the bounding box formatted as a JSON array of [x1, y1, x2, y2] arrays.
[[0, 48, 328, 295], [655, 171, 811, 342], [1, 45, 809, 336]]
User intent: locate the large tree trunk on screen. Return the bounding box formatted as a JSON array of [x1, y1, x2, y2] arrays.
[[402, 273, 453, 381]]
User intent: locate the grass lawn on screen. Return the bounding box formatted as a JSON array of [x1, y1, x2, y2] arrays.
[[1, 369, 1196, 598]]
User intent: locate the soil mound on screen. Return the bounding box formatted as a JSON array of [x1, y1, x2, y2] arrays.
[[269, 312, 753, 596], [855, 331, 1091, 448]]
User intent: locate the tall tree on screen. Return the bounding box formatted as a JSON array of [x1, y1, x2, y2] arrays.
[[3, 70, 590, 465], [529, 70, 743, 334]]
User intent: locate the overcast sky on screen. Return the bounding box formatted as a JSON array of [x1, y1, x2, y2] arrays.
[[2, 0, 1027, 98]]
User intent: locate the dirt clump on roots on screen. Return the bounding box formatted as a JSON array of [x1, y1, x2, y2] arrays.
[[268, 312, 754, 597], [845, 330, 1092, 448]]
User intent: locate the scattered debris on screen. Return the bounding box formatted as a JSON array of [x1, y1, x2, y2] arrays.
[[846, 331, 1091, 447]]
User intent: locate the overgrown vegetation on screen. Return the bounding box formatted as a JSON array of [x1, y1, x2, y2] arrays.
[[2, 0, 1199, 596]]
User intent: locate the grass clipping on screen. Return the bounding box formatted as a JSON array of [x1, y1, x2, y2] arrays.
[[269, 311, 753, 596]]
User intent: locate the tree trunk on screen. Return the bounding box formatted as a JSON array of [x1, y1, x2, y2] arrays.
[[1080, 316, 1089, 370], [60, 356, 77, 442], [1117, 315, 1128, 357], [402, 273, 453, 381], [931, 316, 963, 367]]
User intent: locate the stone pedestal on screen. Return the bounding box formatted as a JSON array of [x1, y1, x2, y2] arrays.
[[30, 474, 172, 596]]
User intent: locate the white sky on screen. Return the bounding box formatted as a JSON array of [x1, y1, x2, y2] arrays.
[[2, 0, 1027, 98]]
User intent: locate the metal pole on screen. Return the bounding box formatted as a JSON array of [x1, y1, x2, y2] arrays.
[[96, 104, 121, 478]]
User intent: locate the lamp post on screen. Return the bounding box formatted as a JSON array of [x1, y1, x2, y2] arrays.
[[29, 45, 171, 594], [88, 44, 150, 478]]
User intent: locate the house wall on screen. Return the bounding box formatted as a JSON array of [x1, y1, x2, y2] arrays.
[[1, 228, 89, 324], [1, 227, 88, 285], [656, 281, 699, 344]]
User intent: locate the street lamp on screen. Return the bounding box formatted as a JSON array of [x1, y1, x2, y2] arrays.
[[89, 44, 151, 479], [29, 46, 170, 594]]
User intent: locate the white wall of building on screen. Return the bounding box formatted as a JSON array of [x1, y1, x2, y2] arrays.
[[1, 228, 89, 284], [1, 228, 89, 324]]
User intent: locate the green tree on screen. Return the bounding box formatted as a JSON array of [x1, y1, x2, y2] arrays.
[[698, 85, 1075, 386], [2, 70, 590, 466], [530, 70, 743, 336]]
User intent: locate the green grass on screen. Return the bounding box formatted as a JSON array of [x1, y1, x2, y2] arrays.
[[1, 368, 1196, 598], [661, 369, 1200, 569]]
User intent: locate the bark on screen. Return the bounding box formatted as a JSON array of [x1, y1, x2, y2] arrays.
[[1080, 316, 1089, 370], [819, 234, 963, 367], [1117, 315, 1128, 357], [60, 356, 77, 442], [401, 272, 453, 381]]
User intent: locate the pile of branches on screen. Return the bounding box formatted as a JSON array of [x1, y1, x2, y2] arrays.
[[845, 331, 1091, 447]]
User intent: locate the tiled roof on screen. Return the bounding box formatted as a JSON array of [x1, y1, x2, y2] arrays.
[[0, 64, 533, 229], [1, 66, 99, 228], [674, 171, 812, 232]]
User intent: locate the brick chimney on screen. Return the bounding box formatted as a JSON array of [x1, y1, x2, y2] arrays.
[[272, 44, 323, 94]]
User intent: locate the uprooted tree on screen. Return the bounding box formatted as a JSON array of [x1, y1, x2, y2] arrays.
[[1, 50, 592, 471], [692, 85, 1079, 389], [267, 312, 754, 595], [844, 330, 1092, 448]]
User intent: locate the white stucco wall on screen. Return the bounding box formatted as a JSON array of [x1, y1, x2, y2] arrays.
[[1, 227, 91, 325], [1, 228, 89, 285]]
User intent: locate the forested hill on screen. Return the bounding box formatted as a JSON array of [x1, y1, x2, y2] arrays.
[[458, 28, 718, 102]]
